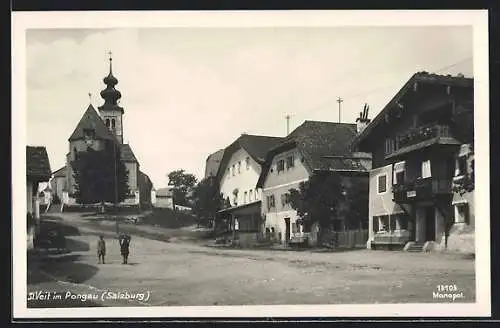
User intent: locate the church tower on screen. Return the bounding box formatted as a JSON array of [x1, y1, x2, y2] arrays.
[[98, 52, 124, 144]]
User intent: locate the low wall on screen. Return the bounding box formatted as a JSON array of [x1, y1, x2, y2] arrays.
[[445, 223, 475, 254]]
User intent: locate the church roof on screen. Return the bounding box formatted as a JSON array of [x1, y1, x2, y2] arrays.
[[120, 144, 138, 163], [26, 146, 52, 181], [68, 104, 118, 142]]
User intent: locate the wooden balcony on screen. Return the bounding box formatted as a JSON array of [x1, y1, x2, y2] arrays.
[[392, 178, 452, 203], [385, 124, 460, 159]]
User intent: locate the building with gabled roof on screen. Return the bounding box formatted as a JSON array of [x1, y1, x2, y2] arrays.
[[214, 133, 284, 245], [351, 71, 474, 253], [256, 119, 371, 247], [60, 54, 153, 208], [26, 146, 52, 249]]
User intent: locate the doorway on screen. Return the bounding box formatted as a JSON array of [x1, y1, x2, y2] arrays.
[[284, 218, 291, 245], [424, 206, 436, 241]]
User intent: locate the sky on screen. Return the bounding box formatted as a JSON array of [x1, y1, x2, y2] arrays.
[[26, 26, 473, 189]]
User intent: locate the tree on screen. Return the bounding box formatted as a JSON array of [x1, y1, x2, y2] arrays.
[[71, 144, 130, 205], [288, 172, 343, 236], [191, 177, 224, 228], [288, 172, 369, 240], [167, 169, 197, 207]]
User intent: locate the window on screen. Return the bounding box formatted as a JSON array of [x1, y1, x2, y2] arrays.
[[249, 189, 253, 201], [280, 193, 291, 207], [277, 159, 285, 173], [111, 119, 116, 129], [379, 215, 389, 232], [105, 118, 110, 128], [286, 155, 295, 169], [244, 191, 248, 203], [421, 160, 432, 178], [373, 215, 390, 233], [454, 203, 470, 224], [83, 128, 95, 139], [232, 165, 236, 176], [393, 161, 405, 185], [255, 190, 259, 200], [238, 161, 241, 174], [455, 156, 467, 177], [227, 168, 230, 179], [73, 147, 78, 160], [385, 138, 395, 154], [377, 174, 387, 194], [246, 157, 250, 170], [266, 195, 275, 210]]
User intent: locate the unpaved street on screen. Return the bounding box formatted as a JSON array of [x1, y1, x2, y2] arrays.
[[27, 213, 475, 307]]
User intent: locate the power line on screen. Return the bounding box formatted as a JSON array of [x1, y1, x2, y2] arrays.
[[246, 56, 473, 135]]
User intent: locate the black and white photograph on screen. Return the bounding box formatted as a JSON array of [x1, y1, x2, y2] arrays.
[[12, 10, 490, 318]]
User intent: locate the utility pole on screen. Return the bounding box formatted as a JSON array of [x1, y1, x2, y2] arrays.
[[336, 97, 343, 123], [285, 114, 291, 135]]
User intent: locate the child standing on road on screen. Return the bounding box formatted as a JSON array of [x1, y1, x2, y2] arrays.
[[97, 235, 106, 264]]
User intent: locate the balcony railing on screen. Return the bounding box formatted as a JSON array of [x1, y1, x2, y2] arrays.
[[392, 177, 452, 203], [397, 124, 452, 149]]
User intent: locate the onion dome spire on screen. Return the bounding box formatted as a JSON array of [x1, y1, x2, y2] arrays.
[[98, 51, 124, 113]]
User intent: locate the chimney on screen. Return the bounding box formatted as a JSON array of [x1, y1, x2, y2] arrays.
[[355, 103, 371, 134]]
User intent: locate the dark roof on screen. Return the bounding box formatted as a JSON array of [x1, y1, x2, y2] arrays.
[[26, 146, 52, 181], [68, 104, 118, 142], [205, 149, 225, 178], [120, 144, 138, 163], [52, 166, 67, 178], [156, 187, 173, 197], [216, 134, 284, 181], [256, 121, 367, 188], [351, 71, 474, 149]]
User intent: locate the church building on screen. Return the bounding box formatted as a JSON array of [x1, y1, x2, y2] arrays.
[[56, 54, 153, 208]]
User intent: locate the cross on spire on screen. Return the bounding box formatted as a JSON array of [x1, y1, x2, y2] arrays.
[[108, 50, 112, 61]]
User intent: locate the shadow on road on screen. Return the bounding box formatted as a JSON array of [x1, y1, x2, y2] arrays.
[[65, 237, 90, 252]]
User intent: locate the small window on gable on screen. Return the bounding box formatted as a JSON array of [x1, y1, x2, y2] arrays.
[[244, 191, 248, 203], [246, 157, 250, 170], [277, 159, 285, 173], [249, 189, 253, 201], [286, 155, 294, 169], [83, 128, 95, 139], [232, 165, 236, 176], [238, 161, 241, 173], [377, 174, 387, 194]]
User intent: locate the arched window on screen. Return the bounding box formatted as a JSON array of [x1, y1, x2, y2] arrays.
[[111, 119, 116, 129], [73, 147, 78, 160], [105, 118, 110, 128]]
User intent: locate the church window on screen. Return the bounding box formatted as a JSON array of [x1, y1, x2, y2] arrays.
[[73, 147, 78, 160], [111, 119, 116, 129], [105, 118, 110, 128]]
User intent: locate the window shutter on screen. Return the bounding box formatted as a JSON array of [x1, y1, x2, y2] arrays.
[[373, 216, 379, 233]]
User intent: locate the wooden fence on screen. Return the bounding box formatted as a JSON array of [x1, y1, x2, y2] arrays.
[[323, 229, 368, 249]]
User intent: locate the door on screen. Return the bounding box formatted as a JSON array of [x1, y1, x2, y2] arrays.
[[284, 218, 291, 245], [424, 206, 436, 241]]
